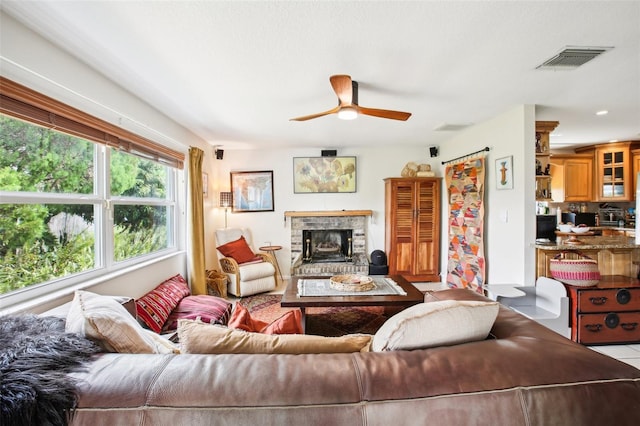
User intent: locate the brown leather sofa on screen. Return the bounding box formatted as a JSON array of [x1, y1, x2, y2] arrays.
[[70, 289, 640, 425]]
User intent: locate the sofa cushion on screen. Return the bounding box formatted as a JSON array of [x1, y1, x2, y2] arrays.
[[217, 235, 261, 264], [178, 319, 371, 354], [163, 295, 233, 331], [65, 290, 179, 354], [371, 300, 499, 351], [237, 261, 275, 281], [228, 303, 303, 334], [136, 274, 191, 333]]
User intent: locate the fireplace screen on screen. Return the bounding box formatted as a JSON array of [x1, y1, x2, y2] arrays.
[[302, 229, 353, 263]]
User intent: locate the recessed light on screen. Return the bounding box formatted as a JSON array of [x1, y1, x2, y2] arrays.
[[609, 139, 618, 143], [596, 110, 608, 116]]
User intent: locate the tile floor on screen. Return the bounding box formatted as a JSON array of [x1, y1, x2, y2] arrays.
[[588, 344, 640, 369], [272, 278, 640, 370]]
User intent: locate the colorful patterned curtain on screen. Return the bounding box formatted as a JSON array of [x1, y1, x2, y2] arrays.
[[445, 156, 486, 293]]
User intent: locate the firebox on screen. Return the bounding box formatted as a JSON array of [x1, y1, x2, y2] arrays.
[[302, 229, 353, 263]]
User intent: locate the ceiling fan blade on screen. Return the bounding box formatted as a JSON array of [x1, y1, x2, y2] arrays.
[[358, 106, 412, 121], [329, 74, 353, 105], [289, 105, 340, 121]]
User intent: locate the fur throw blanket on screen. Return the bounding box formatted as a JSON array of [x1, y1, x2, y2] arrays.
[[0, 314, 100, 426]]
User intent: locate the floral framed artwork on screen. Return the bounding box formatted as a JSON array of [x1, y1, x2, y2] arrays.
[[230, 170, 274, 212], [495, 156, 514, 190], [293, 156, 357, 193]]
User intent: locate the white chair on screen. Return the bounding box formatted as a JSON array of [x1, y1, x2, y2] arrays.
[[487, 277, 570, 338], [215, 228, 277, 297]]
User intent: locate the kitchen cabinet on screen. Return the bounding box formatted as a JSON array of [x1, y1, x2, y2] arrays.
[[535, 121, 558, 201], [577, 141, 640, 201], [633, 148, 640, 197], [384, 177, 441, 282], [550, 154, 593, 202]]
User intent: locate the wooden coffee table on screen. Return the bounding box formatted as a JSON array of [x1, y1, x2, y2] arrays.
[[281, 275, 424, 333]]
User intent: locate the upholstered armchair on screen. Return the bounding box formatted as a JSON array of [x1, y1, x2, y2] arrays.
[[215, 228, 277, 297]]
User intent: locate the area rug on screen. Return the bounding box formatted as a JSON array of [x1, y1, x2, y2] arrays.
[[237, 294, 388, 337]]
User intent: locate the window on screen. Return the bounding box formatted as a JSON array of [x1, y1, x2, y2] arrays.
[[0, 77, 185, 305]]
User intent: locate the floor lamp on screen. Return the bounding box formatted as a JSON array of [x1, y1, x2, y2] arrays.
[[219, 191, 232, 228]]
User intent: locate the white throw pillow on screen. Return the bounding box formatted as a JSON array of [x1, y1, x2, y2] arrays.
[[65, 290, 179, 354], [371, 300, 499, 352], [178, 319, 371, 354]]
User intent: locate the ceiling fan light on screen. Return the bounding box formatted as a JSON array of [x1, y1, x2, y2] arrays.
[[338, 107, 358, 120]]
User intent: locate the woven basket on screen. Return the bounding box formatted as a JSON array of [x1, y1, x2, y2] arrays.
[[549, 252, 600, 287], [206, 270, 228, 298], [330, 274, 375, 292]]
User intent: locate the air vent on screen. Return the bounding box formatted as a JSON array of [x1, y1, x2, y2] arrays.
[[434, 123, 472, 132], [537, 46, 612, 70]]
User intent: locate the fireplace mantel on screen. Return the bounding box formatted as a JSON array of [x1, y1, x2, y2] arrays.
[[284, 210, 372, 219]]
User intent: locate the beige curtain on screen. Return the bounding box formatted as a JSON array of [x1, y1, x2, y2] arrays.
[[188, 147, 206, 295]]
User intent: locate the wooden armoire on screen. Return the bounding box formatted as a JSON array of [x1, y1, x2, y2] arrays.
[[384, 177, 442, 282]]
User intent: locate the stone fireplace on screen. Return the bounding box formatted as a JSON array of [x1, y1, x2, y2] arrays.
[[302, 229, 353, 263], [287, 210, 371, 276]]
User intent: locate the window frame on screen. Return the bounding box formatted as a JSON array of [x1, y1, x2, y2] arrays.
[[0, 78, 185, 307]]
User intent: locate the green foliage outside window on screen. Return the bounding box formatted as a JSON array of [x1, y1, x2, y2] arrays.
[[0, 116, 171, 295]]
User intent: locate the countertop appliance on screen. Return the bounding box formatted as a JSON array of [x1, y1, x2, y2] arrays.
[[561, 212, 597, 227], [599, 207, 624, 227], [536, 215, 557, 243]]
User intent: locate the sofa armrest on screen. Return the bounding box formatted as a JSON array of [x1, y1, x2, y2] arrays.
[[219, 257, 240, 274]]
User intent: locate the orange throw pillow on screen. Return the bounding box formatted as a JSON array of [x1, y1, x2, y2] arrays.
[[229, 303, 303, 335], [216, 236, 260, 264]]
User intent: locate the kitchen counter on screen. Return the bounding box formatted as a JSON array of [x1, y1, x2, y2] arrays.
[[535, 235, 638, 250], [535, 235, 640, 278]]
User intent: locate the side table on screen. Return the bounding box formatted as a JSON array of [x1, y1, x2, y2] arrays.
[[566, 275, 640, 345], [259, 245, 283, 281]]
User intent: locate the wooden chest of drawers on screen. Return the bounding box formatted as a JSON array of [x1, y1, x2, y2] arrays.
[[566, 275, 640, 345]]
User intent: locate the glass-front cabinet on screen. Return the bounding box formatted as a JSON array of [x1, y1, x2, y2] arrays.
[[602, 149, 625, 198], [589, 142, 640, 201]]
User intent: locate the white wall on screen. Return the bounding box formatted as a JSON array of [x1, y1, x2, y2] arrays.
[[205, 146, 433, 274], [431, 105, 536, 286], [1, 12, 209, 311], [2, 12, 537, 312]]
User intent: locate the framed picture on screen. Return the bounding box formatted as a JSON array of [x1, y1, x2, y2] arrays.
[[202, 172, 208, 198], [230, 170, 274, 212], [293, 156, 357, 193], [495, 156, 514, 190]]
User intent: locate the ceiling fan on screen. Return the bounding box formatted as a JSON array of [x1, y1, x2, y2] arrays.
[[290, 74, 411, 122]]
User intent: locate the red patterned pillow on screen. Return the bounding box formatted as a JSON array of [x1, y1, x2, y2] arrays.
[[217, 236, 260, 264], [164, 295, 233, 331], [228, 303, 303, 335], [136, 274, 191, 333]]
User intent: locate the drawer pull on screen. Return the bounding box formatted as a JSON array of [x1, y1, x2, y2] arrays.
[[621, 322, 638, 331], [605, 313, 619, 329], [589, 297, 607, 305], [616, 289, 631, 305], [584, 324, 602, 332]]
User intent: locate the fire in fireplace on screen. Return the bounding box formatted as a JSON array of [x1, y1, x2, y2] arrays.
[[302, 229, 353, 263]]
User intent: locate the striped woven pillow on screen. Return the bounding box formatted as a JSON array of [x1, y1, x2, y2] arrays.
[[136, 274, 191, 333], [164, 295, 233, 331]]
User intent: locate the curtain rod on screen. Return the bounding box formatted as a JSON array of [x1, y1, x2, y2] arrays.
[[441, 146, 490, 165]]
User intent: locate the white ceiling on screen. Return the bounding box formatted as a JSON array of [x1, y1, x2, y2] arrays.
[[2, 1, 639, 151]]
